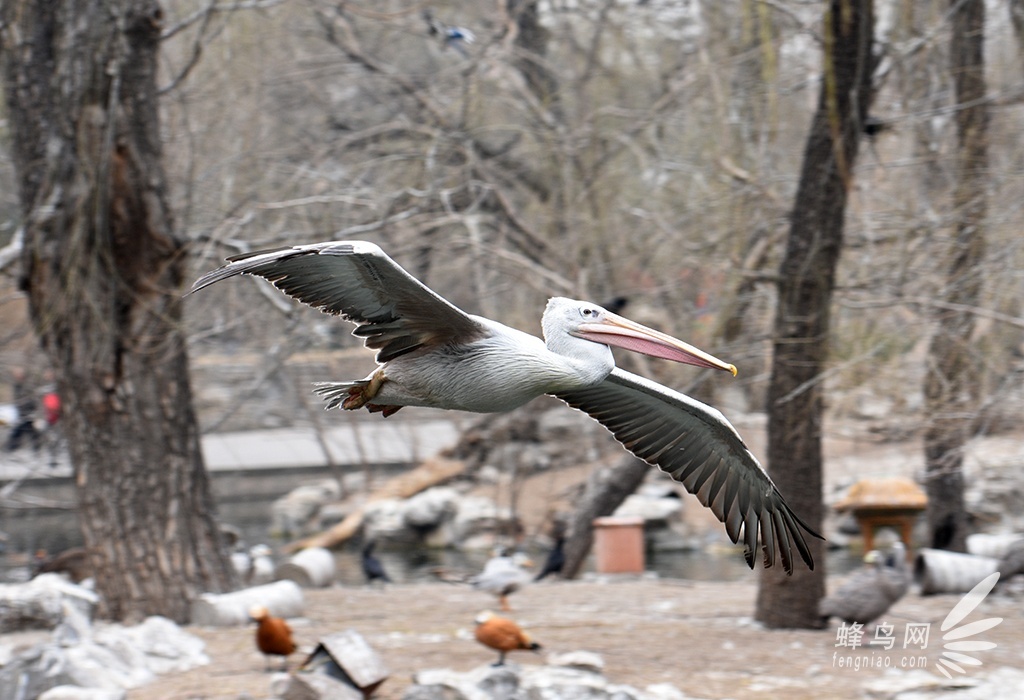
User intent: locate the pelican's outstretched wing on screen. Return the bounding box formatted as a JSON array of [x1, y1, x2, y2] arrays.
[[555, 368, 821, 573], [190, 241, 488, 362]]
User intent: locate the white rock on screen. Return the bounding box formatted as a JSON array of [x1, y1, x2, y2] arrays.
[[405, 662, 681, 700], [39, 687, 126, 700], [63, 640, 153, 689], [546, 650, 605, 673], [271, 480, 342, 535], [403, 487, 458, 528], [643, 683, 690, 700], [444, 496, 505, 547], [363, 499, 414, 543], [98, 616, 209, 675], [614, 494, 683, 523], [862, 667, 1024, 700], [0, 574, 99, 633]]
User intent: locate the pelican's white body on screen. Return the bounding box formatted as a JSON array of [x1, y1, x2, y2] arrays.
[[354, 310, 616, 413]]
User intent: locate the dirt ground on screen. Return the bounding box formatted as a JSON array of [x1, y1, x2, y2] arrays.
[[124, 428, 1024, 699], [125, 576, 1021, 700]]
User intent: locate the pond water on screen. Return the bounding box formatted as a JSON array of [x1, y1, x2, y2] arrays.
[[0, 499, 866, 585]]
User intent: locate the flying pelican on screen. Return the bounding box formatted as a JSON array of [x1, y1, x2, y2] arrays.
[[190, 240, 820, 573]]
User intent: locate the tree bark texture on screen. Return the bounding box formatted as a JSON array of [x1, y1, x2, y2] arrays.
[[755, 0, 874, 628], [561, 455, 650, 579], [922, 0, 988, 553], [1, 0, 235, 622]]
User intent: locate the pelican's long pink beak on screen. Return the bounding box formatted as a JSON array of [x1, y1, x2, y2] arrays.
[[574, 312, 738, 376]]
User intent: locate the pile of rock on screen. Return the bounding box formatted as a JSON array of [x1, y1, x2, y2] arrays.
[[361, 486, 511, 550], [0, 577, 207, 699], [402, 652, 693, 700]]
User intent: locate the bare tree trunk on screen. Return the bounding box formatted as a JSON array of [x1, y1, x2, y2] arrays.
[[1, 0, 235, 622], [922, 0, 988, 553], [1011, 0, 1024, 72], [755, 0, 874, 629], [561, 455, 649, 579], [507, 0, 562, 119]]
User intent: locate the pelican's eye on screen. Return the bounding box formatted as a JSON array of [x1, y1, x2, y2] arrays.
[[580, 307, 597, 318]]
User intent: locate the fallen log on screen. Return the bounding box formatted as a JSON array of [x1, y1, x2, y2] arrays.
[[286, 456, 466, 552], [914, 548, 999, 595], [274, 547, 336, 588], [190, 580, 304, 627]]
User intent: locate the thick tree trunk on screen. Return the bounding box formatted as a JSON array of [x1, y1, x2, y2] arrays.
[[755, 0, 874, 628], [922, 0, 988, 553], [561, 455, 649, 579], [1, 0, 235, 622]]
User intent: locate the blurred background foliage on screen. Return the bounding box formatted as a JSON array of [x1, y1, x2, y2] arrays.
[[1, 0, 1022, 435]]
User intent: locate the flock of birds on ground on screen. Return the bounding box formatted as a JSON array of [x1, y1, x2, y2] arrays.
[[248, 541, 554, 670], [22, 533, 1016, 675], [247, 536, 920, 672]]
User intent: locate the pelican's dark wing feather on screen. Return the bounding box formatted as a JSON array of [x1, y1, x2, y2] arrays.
[[190, 241, 488, 362], [554, 368, 821, 573]]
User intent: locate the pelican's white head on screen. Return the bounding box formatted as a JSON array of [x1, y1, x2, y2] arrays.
[[542, 297, 737, 375]]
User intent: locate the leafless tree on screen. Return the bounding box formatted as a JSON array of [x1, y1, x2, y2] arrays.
[[2, 0, 1021, 619], [0, 0, 235, 622], [922, 0, 989, 552], [756, 0, 875, 628]]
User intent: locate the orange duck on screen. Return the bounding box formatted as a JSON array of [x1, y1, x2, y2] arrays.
[[473, 610, 542, 666], [249, 605, 297, 671]]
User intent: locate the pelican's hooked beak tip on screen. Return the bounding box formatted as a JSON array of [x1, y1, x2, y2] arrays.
[[727, 364, 738, 377]]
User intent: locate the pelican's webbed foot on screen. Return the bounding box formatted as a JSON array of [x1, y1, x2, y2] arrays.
[[342, 368, 387, 410]]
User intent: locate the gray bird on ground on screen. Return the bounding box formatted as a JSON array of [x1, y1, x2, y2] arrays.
[[819, 543, 909, 625], [471, 550, 533, 611]]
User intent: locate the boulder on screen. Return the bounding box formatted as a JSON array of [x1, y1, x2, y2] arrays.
[[361, 489, 513, 550], [0, 615, 208, 698], [613, 494, 682, 525], [0, 574, 99, 633], [545, 650, 605, 674], [436, 496, 506, 550], [363, 499, 420, 546], [39, 687, 126, 700], [404, 488, 459, 530], [271, 480, 343, 537]]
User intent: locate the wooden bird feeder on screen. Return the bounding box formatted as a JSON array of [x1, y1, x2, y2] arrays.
[[299, 629, 388, 698], [833, 477, 927, 554]]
